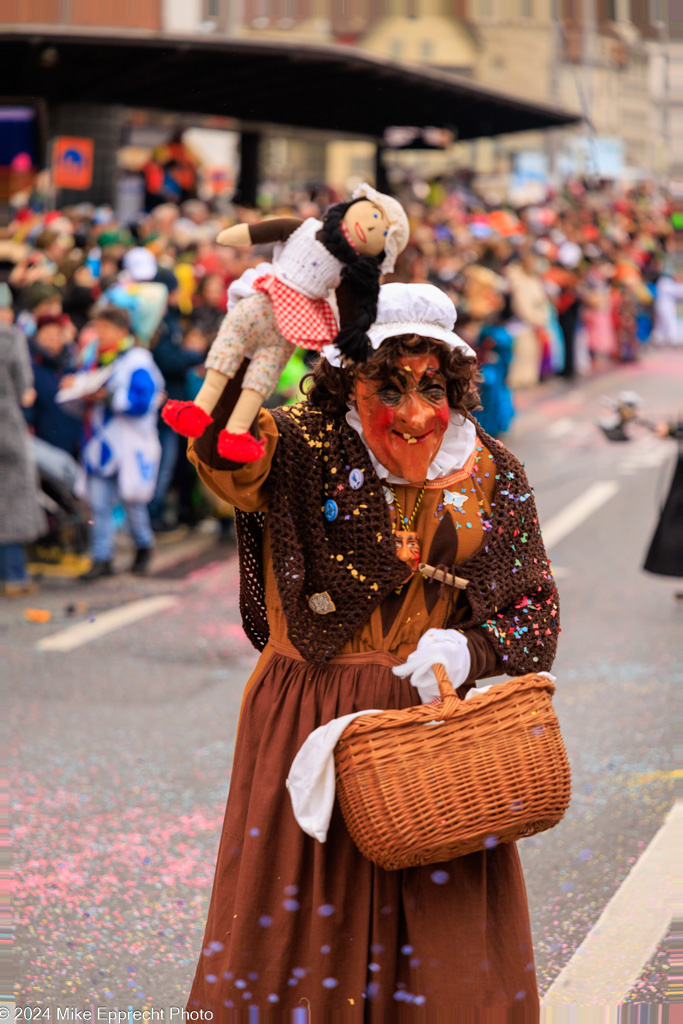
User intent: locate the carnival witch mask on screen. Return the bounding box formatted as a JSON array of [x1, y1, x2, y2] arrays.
[[353, 351, 450, 582], [354, 352, 451, 486], [326, 283, 478, 584]]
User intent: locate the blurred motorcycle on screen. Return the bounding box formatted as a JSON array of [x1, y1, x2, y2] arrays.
[[597, 390, 653, 442]]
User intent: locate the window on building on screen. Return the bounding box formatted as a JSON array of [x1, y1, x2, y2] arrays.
[[480, 0, 494, 15], [332, 0, 377, 30], [280, 0, 312, 16], [597, 0, 616, 21], [353, 0, 386, 18], [421, 38, 434, 59], [631, 0, 659, 34], [390, 37, 404, 57], [206, 0, 220, 16], [245, 0, 270, 19], [520, 0, 533, 15]]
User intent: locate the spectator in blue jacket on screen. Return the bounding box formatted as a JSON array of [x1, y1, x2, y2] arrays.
[[24, 314, 83, 490]]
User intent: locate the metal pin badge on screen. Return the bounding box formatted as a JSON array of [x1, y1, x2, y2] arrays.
[[349, 469, 364, 490], [324, 499, 338, 522], [308, 591, 336, 615], [382, 485, 395, 505]]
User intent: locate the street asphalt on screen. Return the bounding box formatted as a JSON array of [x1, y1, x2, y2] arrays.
[[5, 347, 681, 1012]]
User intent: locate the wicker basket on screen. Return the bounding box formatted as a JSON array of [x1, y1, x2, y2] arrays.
[[334, 665, 571, 870]]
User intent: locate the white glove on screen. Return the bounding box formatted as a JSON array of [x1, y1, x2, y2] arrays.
[[393, 628, 471, 703]]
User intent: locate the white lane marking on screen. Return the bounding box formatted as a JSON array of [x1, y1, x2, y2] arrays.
[[546, 417, 574, 439], [618, 438, 672, 476], [150, 534, 216, 573], [36, 595, 179, 652], [541, 1006, 620, 1024], [542, 799, 683, 1005], [541, 481, 619, 550]]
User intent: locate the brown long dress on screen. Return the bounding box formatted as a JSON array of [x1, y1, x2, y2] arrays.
[[186, 412, 540, 1022]]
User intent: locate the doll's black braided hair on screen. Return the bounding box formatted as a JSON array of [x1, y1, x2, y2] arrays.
[[317, 199, 384, 364]]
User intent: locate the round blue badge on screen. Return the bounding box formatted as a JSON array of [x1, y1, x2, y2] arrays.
[[349, 468, 364, 490], [324, 499, 339, 522]]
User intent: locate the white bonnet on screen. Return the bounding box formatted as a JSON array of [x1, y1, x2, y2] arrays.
[[351, 182, 410, 274], [323, 282, 476, 366]]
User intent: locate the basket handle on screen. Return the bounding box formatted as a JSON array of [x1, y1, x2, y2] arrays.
[[433, 663, 459, 700]]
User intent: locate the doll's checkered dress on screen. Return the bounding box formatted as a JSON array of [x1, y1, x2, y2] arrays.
[[253, 274, 338, 348]]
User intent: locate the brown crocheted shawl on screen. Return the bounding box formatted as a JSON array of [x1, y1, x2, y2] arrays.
[[235, 403, 560, 670]]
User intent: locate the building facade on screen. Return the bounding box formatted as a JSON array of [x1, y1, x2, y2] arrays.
[[223, 0, 671, 185], [5, 0, 673, 197], [362, 0, 675, 189], [667, 10, 683, 185]]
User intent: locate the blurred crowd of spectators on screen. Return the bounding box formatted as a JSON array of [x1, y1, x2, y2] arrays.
[[0, 177, 679, 593], [389, 178, 679, 435]]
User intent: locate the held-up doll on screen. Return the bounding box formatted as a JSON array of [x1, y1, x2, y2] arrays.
[[161, 183, 410, 462]]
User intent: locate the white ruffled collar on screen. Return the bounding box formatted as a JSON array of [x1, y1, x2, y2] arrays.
[[345, 405, 477, 485]]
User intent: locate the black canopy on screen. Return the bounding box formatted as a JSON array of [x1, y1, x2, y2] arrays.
[[2, 27, 579, 140]]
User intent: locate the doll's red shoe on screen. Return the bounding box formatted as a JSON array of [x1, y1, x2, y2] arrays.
[[161, 399, 213, 438], [217, 430, 267, 463]]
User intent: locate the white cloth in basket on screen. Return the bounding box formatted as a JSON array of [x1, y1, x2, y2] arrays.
[[286, 710, 381, 843], [286, 687, 495, 844]]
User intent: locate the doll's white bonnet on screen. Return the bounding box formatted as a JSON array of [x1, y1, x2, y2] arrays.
[[352, 183, 410, 275]]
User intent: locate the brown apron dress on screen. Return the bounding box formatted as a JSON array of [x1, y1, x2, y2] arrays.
[[185, 414, 540, 1021]]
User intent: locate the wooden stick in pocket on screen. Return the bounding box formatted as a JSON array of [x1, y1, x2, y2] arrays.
[[418, 562, 469, 590]]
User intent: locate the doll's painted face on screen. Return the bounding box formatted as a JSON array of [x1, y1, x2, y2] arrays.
[[342, 200, 389, 258], [354, 352, 450, 485]]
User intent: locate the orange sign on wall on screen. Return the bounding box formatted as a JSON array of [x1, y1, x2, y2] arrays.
[[52, 137, 94, 190]]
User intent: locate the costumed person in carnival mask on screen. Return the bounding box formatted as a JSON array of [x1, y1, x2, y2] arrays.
[[184, 281, 560, 1018], [160, 184, 410, 462]]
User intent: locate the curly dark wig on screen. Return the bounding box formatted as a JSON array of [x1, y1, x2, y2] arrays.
[[303, 334, 482, 418], [317, 198, 384, 364]]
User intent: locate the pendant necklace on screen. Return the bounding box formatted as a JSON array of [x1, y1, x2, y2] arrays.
[[385, 480, 428, 532], [384, 480, 428, 589]]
